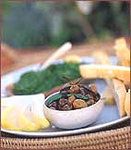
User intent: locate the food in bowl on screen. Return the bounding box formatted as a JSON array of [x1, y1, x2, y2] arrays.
[[43, 81, 103, 129], [46, 80, 100, 111]]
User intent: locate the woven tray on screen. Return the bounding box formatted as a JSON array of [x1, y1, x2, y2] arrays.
[[1, 126, 130, 150]]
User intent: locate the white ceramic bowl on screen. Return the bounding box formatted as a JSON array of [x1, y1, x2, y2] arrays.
[[43, 92, 104, 129]]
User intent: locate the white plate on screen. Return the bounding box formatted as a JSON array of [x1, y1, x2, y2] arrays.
[[1, 56, 129, 137]]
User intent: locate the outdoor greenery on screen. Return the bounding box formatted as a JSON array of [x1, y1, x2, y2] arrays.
[[2, 1, 129, 48]]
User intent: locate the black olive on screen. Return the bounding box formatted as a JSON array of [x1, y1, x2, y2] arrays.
[[70, 85, 80, 94], [88, 84, 97, 93], [48, 101, 57, 108], [87, 99, 96, 106], [60, 91, 69, 98], [59, 98, 68, 106], [80, 87, 86, 95], [88, 99, 95, 105], [61, 103, 72, 111], [61, 85, 71, 91], [68, 95, 76, 104]]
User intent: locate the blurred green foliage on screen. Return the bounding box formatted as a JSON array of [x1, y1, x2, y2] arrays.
[[88, 2, 129, 38], [2, 1, 129, 48]]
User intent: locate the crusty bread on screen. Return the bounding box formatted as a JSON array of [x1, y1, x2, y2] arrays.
[[124, 89, 130, 116], [114, 38, 130, 66], [112, 79, 127, 117], [79, 64, 130, 85], [102, 86, 115, 105], [92, 52, 115, 105]]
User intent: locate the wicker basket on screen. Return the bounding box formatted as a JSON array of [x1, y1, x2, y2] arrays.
[[1, 126, 130, 150]]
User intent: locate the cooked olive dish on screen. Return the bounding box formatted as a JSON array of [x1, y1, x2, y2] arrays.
[[46, 80, 100, 111]]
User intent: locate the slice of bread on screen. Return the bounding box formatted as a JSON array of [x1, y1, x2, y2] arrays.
[[102, 86, 115, 105], [112, 79, 126, 117], [92, 52, 115, 105], [79, 64, 130, 85], [114, 38, 130, 66], [124, 89, 130, 116]]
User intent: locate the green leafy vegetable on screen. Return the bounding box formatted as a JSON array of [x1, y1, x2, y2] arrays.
[[47, 93, 62, 105], [13, 63, 81, 95], [67, 93, 89, 100], [74, 94, 89, 100]]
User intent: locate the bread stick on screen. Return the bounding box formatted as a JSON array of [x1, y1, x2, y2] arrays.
[[114, 38, 130, 66], [124, 89, 130, 116], [79, 64, 130, 85], [112, 79, 126, 117]]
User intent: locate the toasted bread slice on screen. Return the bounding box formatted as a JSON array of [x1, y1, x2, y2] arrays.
[[92, 52, 115, 105], [112, 79, 126, 117], [114, 38, 130, 66], [102, 86, 115, 105], [124, 89, 130, 116], [79, 64, 130, 85]]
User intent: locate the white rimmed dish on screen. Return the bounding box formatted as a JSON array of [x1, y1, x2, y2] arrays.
[[43, 92, 104, 129], [1, 56, 129, 137]]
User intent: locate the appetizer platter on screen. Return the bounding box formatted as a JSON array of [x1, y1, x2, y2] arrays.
[[1, 38, 130, 137]]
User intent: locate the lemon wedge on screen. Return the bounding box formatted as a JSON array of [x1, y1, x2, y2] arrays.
[[1, 106, 20, 131], [18, 113, 40, 131], [32, 115, 50, 129], [18, 113, 50, 131], [1, 105, 50, 131]]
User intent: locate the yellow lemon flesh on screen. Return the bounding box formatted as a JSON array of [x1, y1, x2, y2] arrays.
[[18, 113, 40, 131], [1, 106, 20, 131], [1, 106, 50, 131], [18, 113, 50, 131], [32, 115, 50, 129]]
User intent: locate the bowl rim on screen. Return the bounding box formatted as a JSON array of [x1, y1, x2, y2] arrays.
[[44, 91, 103, 113]]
